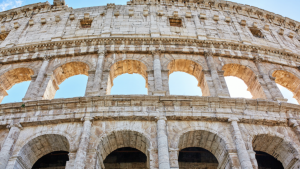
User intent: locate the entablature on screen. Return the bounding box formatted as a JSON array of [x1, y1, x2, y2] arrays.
[[0, 95, 299, 129], [0, 37, 299, 68]]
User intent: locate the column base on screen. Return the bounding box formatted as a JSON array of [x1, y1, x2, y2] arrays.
[[85, 91, 100, 97], [153, 91, 166, 96], [275, 97, 288, 102]]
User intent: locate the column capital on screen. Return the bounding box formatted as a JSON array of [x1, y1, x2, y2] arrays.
[[7, 122, 23, 130], [155, 116, 167, 121], [228, 117, 239, 123], [289, 118, 299, 128], [43, 53, 54, 61], [98, 49, 107, 56], [204, 50, 213, 57], [151, 49, 161, 56], [81, 116, 94, 122]]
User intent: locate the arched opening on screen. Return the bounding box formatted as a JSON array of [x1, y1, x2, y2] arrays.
[[224, 76, 252, 98], [54, 75, 88, 99], [255, 151, 284, 169], [108, 60, 148, 95], [272, 70, 300, 104], [178, 147, 218, 169], [96, 130, 151, 169], [43, 62, 89, 100], [104, 147, 147, 168], [178, 130, 231, 169], [13, 134, 70, 169], [0, 68, 34, 103], [252, 134, 300, 168], [32, 151, 69, 169], [223, 64, 266, 99], [169, 72, 202, 96], [167, 59, 207, 96], [110, 73, 148, 95]]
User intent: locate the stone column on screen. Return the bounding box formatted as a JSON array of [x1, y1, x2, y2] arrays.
[[156, 116, 171, 169], [0, 123, 22, 169], [289, 118, 300, 141], [254, 60, 287, 102], [204, 51, 230, 97], [74, 115, 93, 169], [228, 118, 253, 169], [23, 55, 51, 101], [248, 150, 258, 169], [66, 152, 77, 169], [86, 49, 106, 96], [169, 148, 179, 169], [152, 50, 166, 96]]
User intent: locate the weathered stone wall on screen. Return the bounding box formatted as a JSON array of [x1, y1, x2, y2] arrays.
[[1, 0, 300, 168]]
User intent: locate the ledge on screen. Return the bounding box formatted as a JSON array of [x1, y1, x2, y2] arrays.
[[0, 95, 299, 128]]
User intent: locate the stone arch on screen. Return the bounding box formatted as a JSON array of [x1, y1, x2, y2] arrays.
[[11, 134, 70, 169], [167, 59, 210, 96], [0, 67, 34, 103], [271, 69, 300, 104], [96, 130, 152, 169], [106, 60, 148, 94], [177, 129, 233, 169], [42, 61, 89, 100], [251, 134, 300, 168], [222, 64, 266, 99], [104, 53, 152, 71]]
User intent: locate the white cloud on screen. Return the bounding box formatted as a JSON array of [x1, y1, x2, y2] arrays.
[[0, 0, 23, 12]]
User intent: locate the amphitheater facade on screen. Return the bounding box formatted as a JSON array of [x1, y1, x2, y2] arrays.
[[1, 0, 300, 168]]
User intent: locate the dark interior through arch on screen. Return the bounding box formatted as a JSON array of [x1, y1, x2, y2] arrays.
[[104, 147, 147, 163], [32, 151, 69, 169], [255, 151, 284, 169], [178, 147, 218, 163]]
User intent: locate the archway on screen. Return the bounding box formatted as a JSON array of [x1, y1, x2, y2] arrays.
[[178, 130, 231, 169], [178, 147, 218, 169], [107, 60, 148, 95], [255, 151, 284, 169], [252, 134, 300, 168], [0, 68, 34, 103], [32, 151, 69, 169], [222, 64, 266, 99], [272, 70, 300, 104], [12, 134, 70, 169], [43, 62, 89, 99], [104, 147, 147, 169], [95, 130, 151, 169], [167, 59, 208, 96]]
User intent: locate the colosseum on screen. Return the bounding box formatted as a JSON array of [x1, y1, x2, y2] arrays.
[[1, 0, 300, 168]]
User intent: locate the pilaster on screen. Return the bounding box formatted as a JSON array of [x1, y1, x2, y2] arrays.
[[74, 115, 93, 169], [156, 116, 171, 169], [0, 123, 23, 169], [228, 118, 253, 169], [152, 50, 166, 96]]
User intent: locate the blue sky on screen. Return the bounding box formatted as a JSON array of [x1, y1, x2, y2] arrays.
[[0, 0, 299, 104]]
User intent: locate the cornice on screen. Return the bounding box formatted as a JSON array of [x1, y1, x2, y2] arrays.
[[0, 95, 299, 128], [0, 37, 298, 68]]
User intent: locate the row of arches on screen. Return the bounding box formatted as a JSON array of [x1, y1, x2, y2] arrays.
[[11, 129, 297, 169], [0, 58, 299, 104]]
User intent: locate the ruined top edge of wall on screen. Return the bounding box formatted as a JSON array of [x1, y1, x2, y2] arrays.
[[1, 0, 299, 28]]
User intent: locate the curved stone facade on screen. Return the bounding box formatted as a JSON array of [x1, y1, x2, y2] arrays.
[[1, 0, 300, 168]]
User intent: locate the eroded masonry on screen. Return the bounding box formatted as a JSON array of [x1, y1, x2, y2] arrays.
[[1, 0, 300, 168]]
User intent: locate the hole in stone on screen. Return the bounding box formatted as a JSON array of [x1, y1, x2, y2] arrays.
[[249, 28, 264, 38], [170, 18, 182, 27]]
